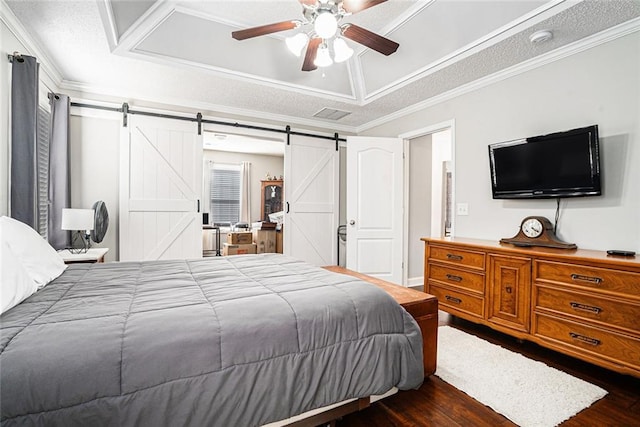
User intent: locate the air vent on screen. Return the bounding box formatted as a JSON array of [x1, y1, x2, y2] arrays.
[[313, 108, 351, 121]]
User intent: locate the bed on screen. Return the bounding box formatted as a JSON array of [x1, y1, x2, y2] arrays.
[[0, 239, 436, 427]]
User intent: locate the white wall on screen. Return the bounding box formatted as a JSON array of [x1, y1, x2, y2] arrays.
[[202, 149, 284, 224], [430, 129, 452, 237], [363, 32, 640, 252], [69, 113, 120, 261], [408, 134, 432, 281]]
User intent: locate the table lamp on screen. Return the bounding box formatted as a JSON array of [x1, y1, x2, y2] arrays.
[[61, 208, 94, 254]]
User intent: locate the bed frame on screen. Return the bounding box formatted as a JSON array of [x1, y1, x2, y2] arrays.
[[269, 267, 438, 427]]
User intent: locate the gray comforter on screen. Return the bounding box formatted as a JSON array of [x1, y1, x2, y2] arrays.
[[1, 254, 423, 426]]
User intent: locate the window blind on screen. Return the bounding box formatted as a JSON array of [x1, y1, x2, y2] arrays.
[[36, 105, 50, 239], [210, 165, 241, 224]]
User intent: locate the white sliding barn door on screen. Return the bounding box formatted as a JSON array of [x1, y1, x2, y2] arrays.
[[346, 137, 404, 284], [120, 116, 203, 261], [284, 136, 339, 266]]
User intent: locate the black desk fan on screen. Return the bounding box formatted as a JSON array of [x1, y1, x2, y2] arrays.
[[90, 200, 109, 245]]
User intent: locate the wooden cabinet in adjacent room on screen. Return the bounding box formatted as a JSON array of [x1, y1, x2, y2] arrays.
[[423, 237, 640, 378], [260, 180, 283, 222]]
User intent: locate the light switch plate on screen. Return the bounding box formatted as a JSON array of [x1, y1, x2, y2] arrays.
[[456, 203, 469, 216]]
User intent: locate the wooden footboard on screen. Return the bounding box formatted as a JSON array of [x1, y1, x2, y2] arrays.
[[323, 266, 438, 377]]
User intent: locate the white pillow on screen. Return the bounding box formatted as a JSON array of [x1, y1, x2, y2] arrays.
[[1, 240, 39, 314], [0, 216, 67, 289]]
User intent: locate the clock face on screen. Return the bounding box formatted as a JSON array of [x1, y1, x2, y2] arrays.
[[522, 217, 544, 238]]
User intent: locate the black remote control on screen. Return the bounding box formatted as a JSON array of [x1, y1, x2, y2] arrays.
[[606, 250, 636, 257]]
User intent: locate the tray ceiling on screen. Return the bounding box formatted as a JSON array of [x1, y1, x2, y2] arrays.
[[4, 0, 640, 131]]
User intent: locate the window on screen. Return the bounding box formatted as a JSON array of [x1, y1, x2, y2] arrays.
[[209, 164, 241, 224], [36, 105, 51, 239]]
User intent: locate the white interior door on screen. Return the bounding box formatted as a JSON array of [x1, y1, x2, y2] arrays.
[[120, 115, 203, 261], [284, 136, 339, 266], [346, 137, 404, 285]]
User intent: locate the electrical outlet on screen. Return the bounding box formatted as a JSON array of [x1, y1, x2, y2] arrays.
[[456, 203, 469, 216]]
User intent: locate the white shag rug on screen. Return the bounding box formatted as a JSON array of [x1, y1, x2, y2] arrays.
[[435, 326, 608, 427]]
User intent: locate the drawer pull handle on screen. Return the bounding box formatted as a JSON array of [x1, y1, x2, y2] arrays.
[[569, 302, 602, 314], [446, 254, 463, 261], [445, 295, 462, 304], [570, 274, 602, 285], [569, 332, 601, 346], [446, 274, 463, 282]]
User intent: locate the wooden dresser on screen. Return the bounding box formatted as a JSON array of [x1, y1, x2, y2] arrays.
[[423, 237, 640, 377]]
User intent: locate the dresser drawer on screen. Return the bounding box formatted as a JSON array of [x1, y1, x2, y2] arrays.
[[533, 313, 640, 370], [428, 283, 484, 319], [535, 260, 640, 298], [429, 245, 485, 270], [535, 286, 640, 334], [428, 264, 484, 294]]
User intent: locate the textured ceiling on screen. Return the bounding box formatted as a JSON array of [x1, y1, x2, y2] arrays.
[[4, 0, 640, 132]]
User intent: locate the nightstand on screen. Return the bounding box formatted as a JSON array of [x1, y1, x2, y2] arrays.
[[58, 248, 109, 264]]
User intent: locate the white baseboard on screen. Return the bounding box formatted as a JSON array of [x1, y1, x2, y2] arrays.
[[408, 276, 423, 290]]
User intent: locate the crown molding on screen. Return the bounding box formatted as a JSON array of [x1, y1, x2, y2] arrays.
[[359, 0, 571, 104], [121, 6, 358, 102], [126, 47, 358, 103], [357, 16, 640, 133], [0, 1, 63, 90], [60, 80, 358, 134], [96, 0, 119, 51]]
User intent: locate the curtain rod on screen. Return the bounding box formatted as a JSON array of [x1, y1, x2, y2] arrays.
[[70, 101, 347, 146], [7, 52, 24, 63]]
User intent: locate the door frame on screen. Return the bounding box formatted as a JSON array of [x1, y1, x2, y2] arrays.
[[399, 119, 456, 287]]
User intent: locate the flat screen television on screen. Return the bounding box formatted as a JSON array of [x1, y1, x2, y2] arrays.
[[488, 125, 601, 199]]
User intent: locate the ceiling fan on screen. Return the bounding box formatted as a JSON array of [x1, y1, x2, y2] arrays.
[[231, 0, 399, 72]]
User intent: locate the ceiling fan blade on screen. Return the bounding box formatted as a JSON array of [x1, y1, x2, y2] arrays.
[[342, 24, 399, 56], [232, 21, 297, 40], [302, 38, 322, 72], [341, 0, 387, 14]]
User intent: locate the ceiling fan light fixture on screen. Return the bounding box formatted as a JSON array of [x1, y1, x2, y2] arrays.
[[314, 11, 338, 39], [333, 37, 353, 62], [286, 32, 309, 57], [314, 44, 333, 67]]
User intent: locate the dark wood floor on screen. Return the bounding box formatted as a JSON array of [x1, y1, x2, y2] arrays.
[[337, 312, 640, 426]]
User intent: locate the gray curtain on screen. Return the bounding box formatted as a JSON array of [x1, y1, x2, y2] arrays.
[[10, 55, 39, 228], [48, 94, 71, 250], [240, 161, 251, 223]]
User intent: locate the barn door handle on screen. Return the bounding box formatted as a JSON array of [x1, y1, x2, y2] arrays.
[[197, 200, 200, 213], [286, 202, 290, 213]]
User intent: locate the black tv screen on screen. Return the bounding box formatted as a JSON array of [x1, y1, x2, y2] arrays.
[[488, 125, 601, 199]]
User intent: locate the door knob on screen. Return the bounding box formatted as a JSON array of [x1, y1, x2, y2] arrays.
[[349, 220, 355, 225]]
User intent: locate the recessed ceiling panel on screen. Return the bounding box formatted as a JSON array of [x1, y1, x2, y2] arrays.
[[134, 11, 354, 98], [110, 0, 157, 38], [360, 0, 549, 95]]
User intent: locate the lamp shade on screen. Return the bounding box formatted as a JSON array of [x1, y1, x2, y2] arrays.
[[333, 37, 353, 63], [314, 44, 333, 67], [61, 208, 94, 231], [286, 33, 309, 57]]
